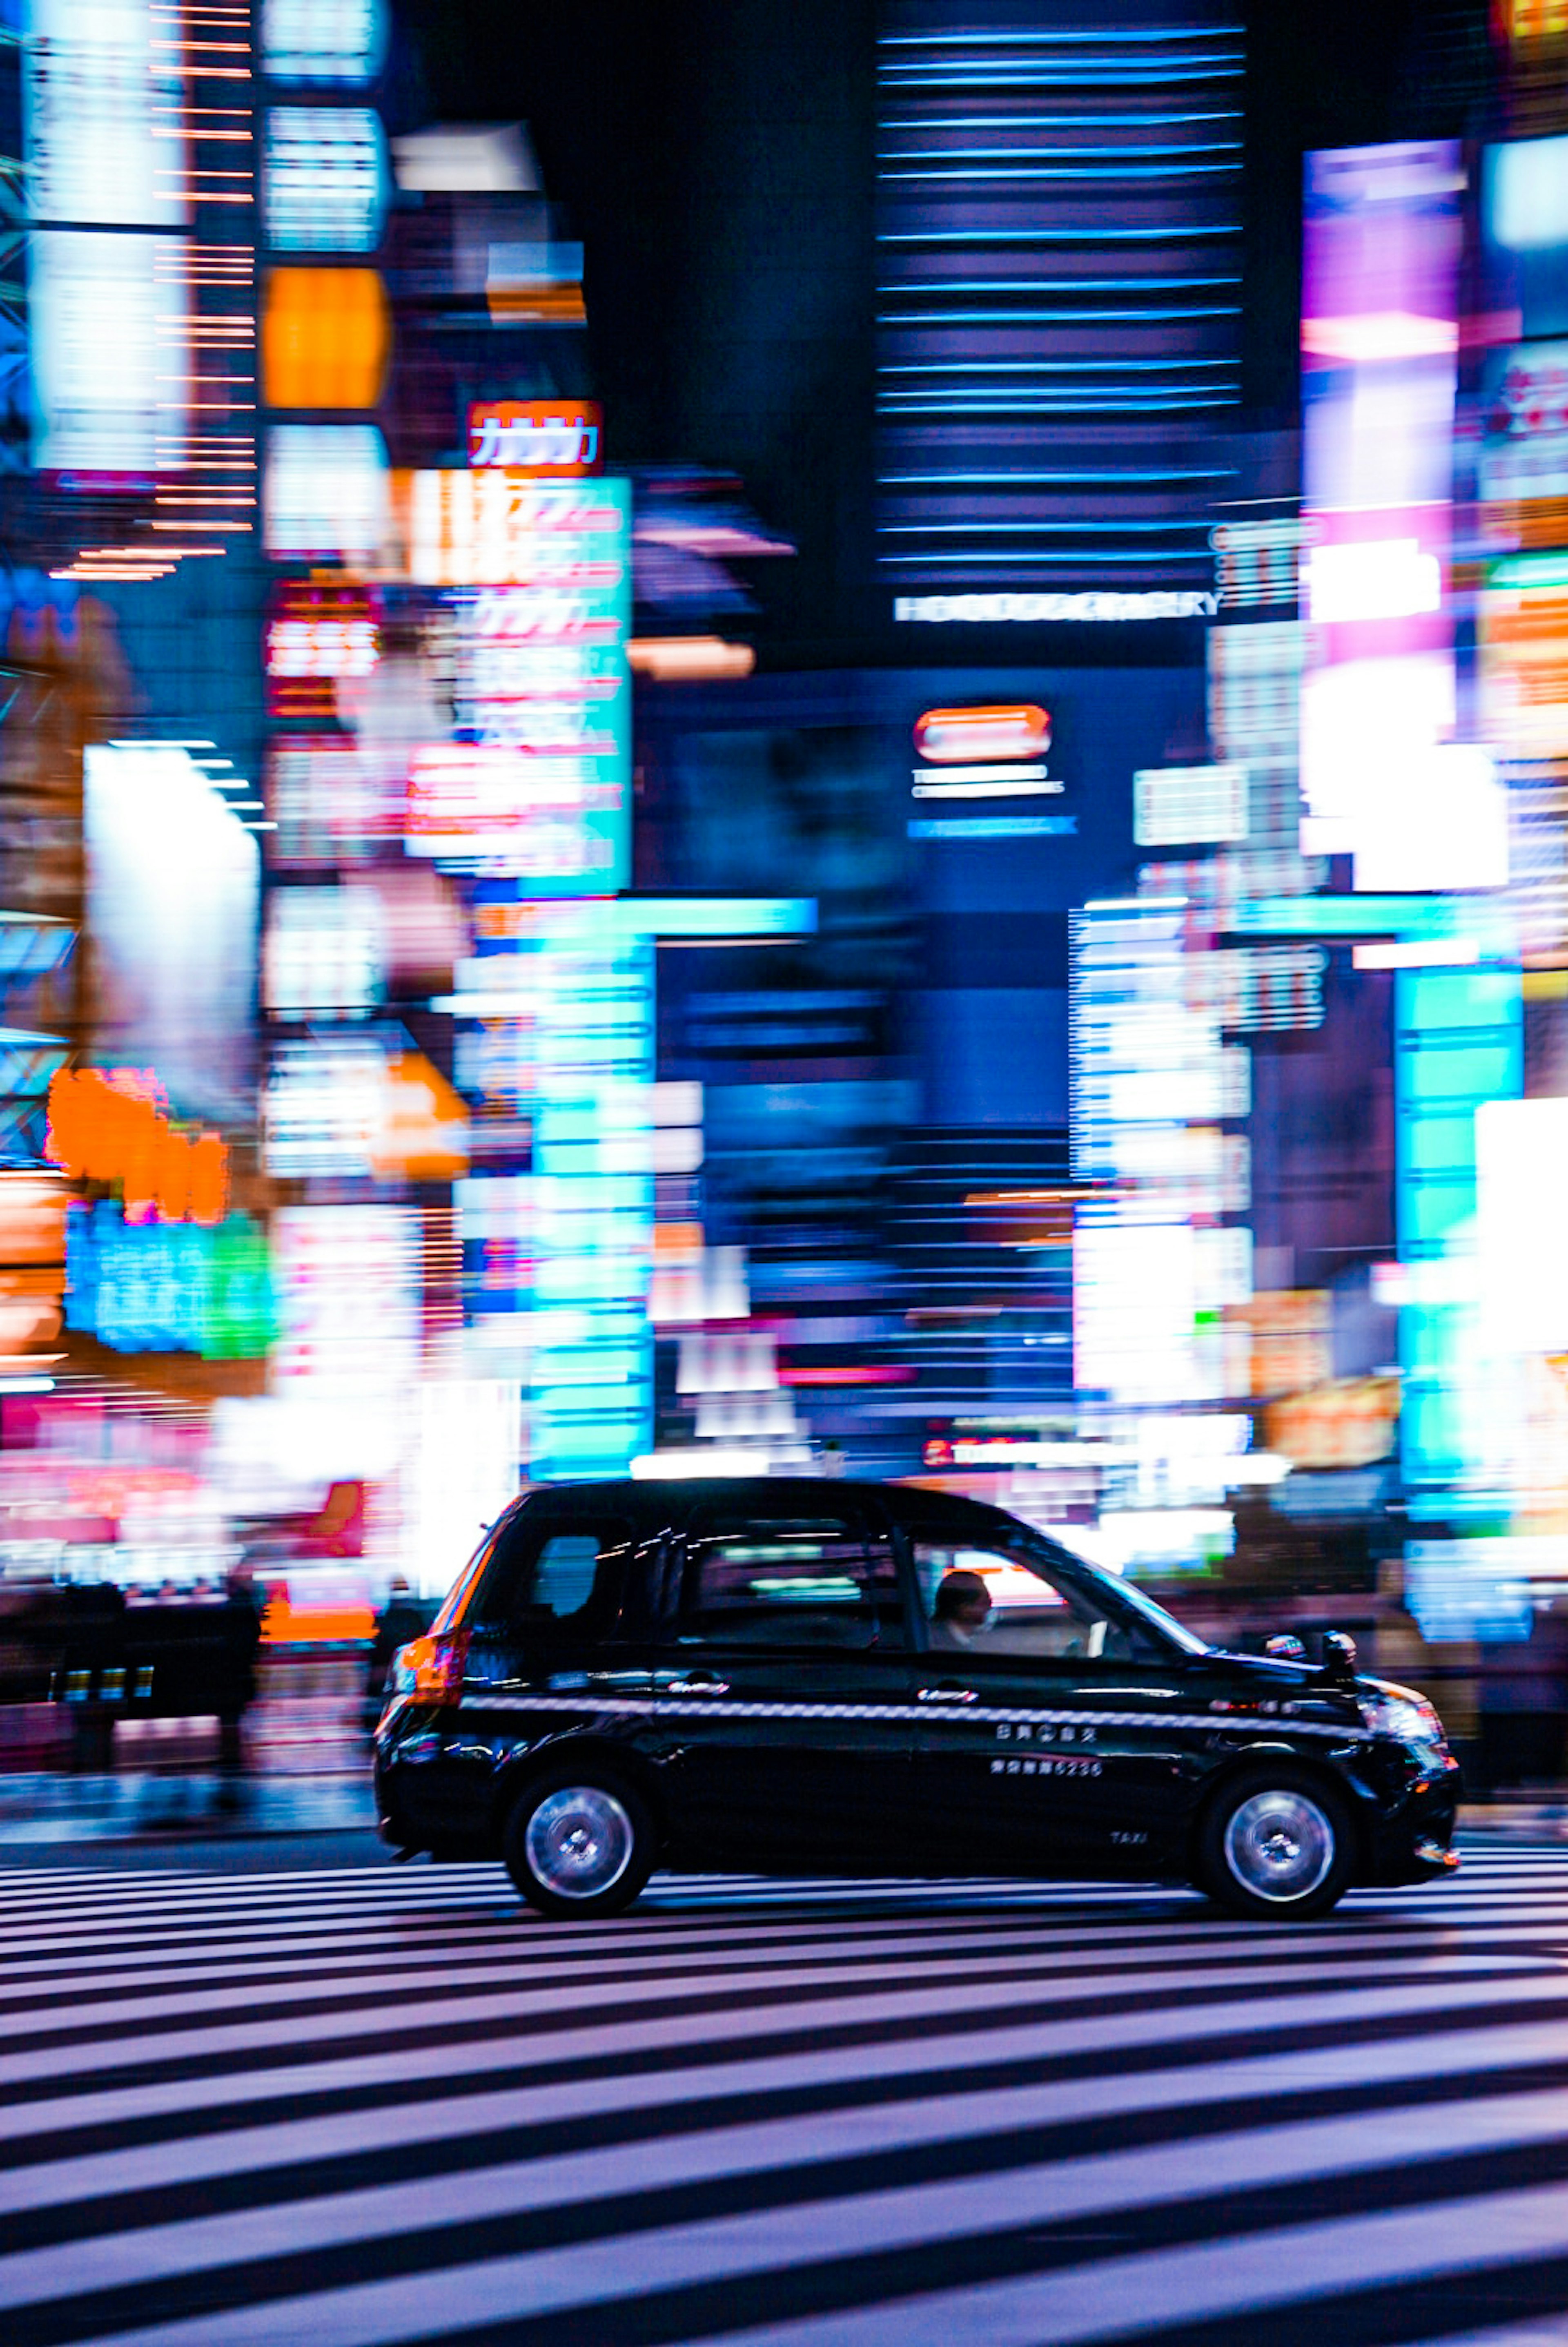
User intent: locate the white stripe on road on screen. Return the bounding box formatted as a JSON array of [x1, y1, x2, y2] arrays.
[[1400, 2327, 1568, 2347], [663, 2180, 1568, 2347], [53, 2117, 1568, 2347], [0, 1947, 1547, 2095], [6, 2007, 1568, 2223], [0, 1936, 1533, 2052], [9, 1961, 1568, 2153], [3, 1915, 1547, 2012], [10, 2063, 1568, 2314]]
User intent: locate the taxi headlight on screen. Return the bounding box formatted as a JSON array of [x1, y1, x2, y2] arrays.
[[1360, 1689, 1447, 1750]]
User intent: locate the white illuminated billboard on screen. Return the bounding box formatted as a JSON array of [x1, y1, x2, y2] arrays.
[[1299, 653, 1455, 861], [25, 0, 183, 228], [261, 0, 387, 85], [1303, 539, 1441, 625], [25, 0, 188, 479], [264, 424, 388, 562], [1352, 745, 1509, 895], [1488, 134, 1568, 251], [30, 232, 184, 478], [85, 746, 259, 1125], [1478, 1098, 1568, 1354], [265, 109, 387, 252], [1133, 763, 1247, 848], [1301, 144, 1463, 885]]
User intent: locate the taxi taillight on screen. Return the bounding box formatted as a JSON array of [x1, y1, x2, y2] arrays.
[[388, 1629, 470, 1706]]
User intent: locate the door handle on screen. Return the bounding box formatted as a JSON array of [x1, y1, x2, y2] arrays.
[[665, 1675, 730, 1695], [918, 1684, 978, 1703]]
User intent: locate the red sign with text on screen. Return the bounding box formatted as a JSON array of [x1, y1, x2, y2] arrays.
[[468, 400, 602, 474]]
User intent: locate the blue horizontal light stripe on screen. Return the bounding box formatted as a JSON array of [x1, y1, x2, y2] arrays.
[[882, 112, 1242, 128], [878, 227, 1239, 242], [879, 550, 1218, 566], [880, 397, 1240, 412], [881, 306, 1241, 323], [881, 163, 1239, 180], [911, 815, 1079, 839], [881, 69, 1244, 89], [884, 278, 1241, 291], [881, 358, 1238, 373], [881, 140, 1241, 158], [883, 469, 1231, 483], [880, 28, 1243, 45], [882, 520, 1216, 535]]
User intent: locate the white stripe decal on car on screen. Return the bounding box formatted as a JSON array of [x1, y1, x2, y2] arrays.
[[454, 1693, 1373, 1741]]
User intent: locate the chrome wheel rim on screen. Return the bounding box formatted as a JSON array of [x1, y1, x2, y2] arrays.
[[1223, 1789, 1334, 1903], [524, 1786, 635, 1900]]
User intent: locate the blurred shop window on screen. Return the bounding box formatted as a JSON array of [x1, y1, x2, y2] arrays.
[[914, 1541, 1135, 1663], [678, 1516, 902, 1651]]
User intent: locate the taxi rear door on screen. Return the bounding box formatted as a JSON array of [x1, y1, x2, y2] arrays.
[[406, 1504, 656, 1850], [646, 1493, 918, 1870]]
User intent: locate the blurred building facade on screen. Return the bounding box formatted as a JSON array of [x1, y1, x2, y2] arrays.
[[11, 0, 1568, 1808]]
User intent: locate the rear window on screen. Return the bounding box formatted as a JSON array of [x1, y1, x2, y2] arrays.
[[476, 1515, 637, 1643], [677, 1513, 903, 1651]]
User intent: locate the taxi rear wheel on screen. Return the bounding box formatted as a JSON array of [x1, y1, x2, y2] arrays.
[[1196, 1767, 1354, 1921], [503, 1767, 656, 1919]]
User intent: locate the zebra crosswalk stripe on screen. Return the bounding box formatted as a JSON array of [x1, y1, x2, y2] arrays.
[[2, 1845, 1568, 2347]]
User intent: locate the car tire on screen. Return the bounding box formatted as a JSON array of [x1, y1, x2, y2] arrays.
[[503, 1767, 656, 1919], [1196, 1766, 1355, 1921]]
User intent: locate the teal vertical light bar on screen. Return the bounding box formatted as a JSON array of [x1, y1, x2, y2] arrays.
[[528, 915, 654, 1479], [1395, 964, 1521, 1497]]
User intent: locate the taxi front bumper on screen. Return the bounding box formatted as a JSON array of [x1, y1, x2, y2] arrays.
[[1362, 1752, 1461, 1885]]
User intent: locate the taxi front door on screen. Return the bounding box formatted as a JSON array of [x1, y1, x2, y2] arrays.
[[908, 1547, 1194, 1875]]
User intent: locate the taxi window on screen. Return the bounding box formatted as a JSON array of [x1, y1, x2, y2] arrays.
[[678, 1514, 903, 1651], [479, 1518, 635, 1642], [430, 1516, 512, 1633], [914, 1539, 1143, 1662]]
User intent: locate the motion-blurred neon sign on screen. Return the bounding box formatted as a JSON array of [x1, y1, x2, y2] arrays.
[[914, 705, 1050, 763], [46, 1069, 229, 1226], [265, 585, 379, 720], [468, 401, 602, 474]]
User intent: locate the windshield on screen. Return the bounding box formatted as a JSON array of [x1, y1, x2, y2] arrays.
[[1049, 1543, 1211, 1657]]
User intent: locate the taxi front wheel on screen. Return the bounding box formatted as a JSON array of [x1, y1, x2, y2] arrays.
[[1196, 1767, 1355, 1921], [503, 1767, 657, 1919]]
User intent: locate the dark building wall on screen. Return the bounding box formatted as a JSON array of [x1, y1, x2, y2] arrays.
[[1248, 954, 1396, 1292]]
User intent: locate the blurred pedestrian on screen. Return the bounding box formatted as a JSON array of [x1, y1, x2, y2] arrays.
[[1480, 1602, 1568, 1795], [363, 1575, 430, 1736], [217, 1563, 261, 1798]]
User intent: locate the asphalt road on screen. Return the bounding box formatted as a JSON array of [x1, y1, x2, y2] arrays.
[[2, 1841, 1568, 2347]]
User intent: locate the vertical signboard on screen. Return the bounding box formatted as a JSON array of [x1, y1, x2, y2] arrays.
[[25, 0, 187, 481], [399, 471, 633, 896], [1299, 143, 1478, 886]]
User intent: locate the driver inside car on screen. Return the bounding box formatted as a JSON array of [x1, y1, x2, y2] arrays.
[[929, 1568, 993, 1649]]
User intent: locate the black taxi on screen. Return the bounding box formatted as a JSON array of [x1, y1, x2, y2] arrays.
[[373, 1477, 1460, 1921]]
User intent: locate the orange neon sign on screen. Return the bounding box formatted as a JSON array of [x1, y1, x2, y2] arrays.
[[45, 1069, 229, 1226], [262, 268, 391, 410], [913, 705, 1051, 763]]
